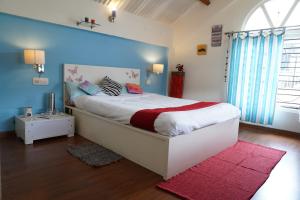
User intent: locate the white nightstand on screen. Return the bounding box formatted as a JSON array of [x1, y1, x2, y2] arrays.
[[15, 113, 74, 144]]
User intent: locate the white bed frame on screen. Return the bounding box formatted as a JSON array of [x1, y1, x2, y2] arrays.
[[64, 64, 239, 180]]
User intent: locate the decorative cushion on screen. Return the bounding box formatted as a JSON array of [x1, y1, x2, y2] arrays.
[[126, 83, 143, 94], [79, 80, 102, 95], [99, 76, 122, 96], [65, 81, 87, 104]]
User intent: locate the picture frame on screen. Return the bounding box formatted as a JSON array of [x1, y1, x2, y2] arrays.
[[197, 44, 207, 55]]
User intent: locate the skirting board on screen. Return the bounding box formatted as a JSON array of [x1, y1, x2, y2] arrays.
[[0, 131, 14, 138], [69, 106, 239, 179]]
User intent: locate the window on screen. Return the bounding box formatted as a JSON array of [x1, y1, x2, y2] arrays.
[[244, 0, 300, 109]]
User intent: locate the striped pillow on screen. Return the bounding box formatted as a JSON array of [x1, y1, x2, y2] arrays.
[[99, 76, 122, 96]]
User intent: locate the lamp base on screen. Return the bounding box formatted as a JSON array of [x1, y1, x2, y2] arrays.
[[33, 64, 44, 73]]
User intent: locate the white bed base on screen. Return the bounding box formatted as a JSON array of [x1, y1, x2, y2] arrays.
[[63, 64, 239, 180], [67, 106, 239, 180]]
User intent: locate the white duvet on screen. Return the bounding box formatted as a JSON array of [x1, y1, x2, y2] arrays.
[[74, 93, 240, 137]]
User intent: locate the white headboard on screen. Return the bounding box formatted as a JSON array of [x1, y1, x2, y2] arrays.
[[63, 64, 141, 107], [64, 64, 140, 85]]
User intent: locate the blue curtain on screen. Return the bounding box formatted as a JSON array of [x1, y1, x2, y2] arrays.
[[227, 32, 284, 125]]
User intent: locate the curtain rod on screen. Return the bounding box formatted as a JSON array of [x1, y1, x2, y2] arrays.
[[225, 25, 300, 35]]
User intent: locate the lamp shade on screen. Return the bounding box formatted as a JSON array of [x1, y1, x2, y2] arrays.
[[152, 64, 164, 74], [24, 49, 45, 65]]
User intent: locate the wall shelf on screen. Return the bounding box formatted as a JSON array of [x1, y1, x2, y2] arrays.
[[76, 21, 101, 29]]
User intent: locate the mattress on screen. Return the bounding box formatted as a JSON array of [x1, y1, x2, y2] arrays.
[[74, 93, 240, 136]]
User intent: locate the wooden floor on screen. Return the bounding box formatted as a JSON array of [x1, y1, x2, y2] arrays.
[[1, 125, 300, 200]]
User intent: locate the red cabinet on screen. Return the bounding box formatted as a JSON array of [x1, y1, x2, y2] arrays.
[[169, 72, 185, 98]]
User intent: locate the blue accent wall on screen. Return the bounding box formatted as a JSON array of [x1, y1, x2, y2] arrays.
[[0, 13, 168, 132]]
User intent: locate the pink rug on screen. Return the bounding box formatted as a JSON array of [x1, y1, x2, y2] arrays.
[[158, 140, 286, 200]]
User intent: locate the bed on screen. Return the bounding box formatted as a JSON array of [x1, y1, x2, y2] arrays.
[[64, 64, 240, 180]]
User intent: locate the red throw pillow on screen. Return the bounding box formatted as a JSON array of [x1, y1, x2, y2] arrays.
[[126, 83, 143, 94]]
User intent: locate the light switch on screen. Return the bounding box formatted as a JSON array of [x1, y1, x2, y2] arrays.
[[32, 77, 49, 85]]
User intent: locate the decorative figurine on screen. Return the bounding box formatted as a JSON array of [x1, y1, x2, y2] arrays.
[[176, 64, 184, 72]]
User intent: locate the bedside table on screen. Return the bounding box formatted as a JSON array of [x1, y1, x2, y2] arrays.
[[15, 113, 74, 144]]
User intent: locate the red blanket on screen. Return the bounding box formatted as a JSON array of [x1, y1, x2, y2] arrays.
[[130, 102, 219, 132]]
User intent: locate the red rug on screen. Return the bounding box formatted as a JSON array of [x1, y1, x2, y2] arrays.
[[158, 140, 286, 200]]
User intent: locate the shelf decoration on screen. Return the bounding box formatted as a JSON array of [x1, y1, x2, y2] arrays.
[[77, 17, 100, 29], [109, 9, 117, 23]]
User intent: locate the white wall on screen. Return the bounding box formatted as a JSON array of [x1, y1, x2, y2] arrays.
[[0, 0, 172, 47], [171, 0, 300, 133]]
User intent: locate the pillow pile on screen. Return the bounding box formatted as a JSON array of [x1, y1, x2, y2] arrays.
[[65, 76, 141, 103], [99, 76, 123, 96], [125, 83, 143, 94]]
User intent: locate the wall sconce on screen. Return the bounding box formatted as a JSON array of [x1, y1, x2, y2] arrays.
[[152, 64, 164, 74], [146, 63, 164, 85], [24, 49, 45, 73], [109, 8, 117, 23]]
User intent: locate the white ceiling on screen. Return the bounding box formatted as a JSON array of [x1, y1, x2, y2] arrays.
[[95, 0, 198, 24]]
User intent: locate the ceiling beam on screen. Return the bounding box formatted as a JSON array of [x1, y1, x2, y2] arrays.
[[200, 0, 210, 6]]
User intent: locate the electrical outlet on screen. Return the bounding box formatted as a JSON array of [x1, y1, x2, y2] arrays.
[[32, 77, 49, 85]]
